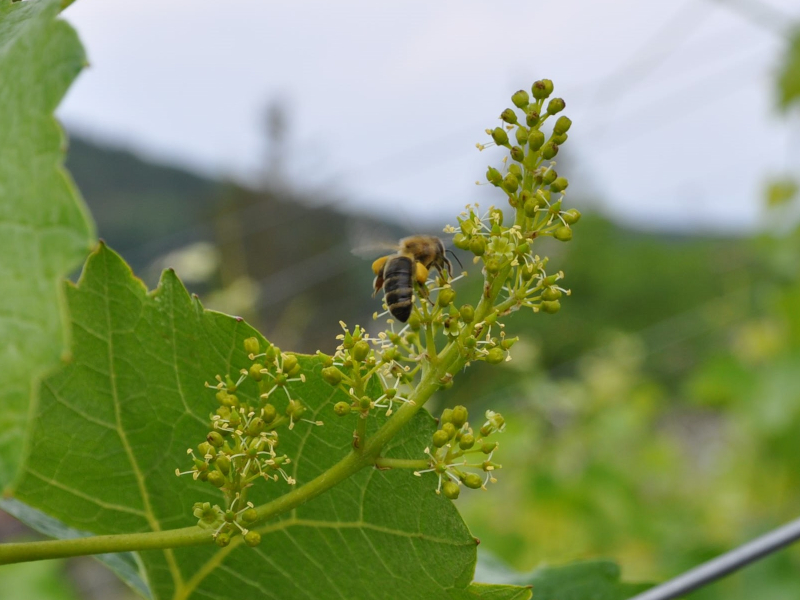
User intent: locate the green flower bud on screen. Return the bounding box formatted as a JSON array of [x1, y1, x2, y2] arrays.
[[542, 287, 562, 301], [553, 226, 572, 242], [215, 532, 231, 547], [352, 340, 371, 362], [262, 403, 277, 423], [528, 129, 545, 151], [554, 115, 572, 135], [491, 127, 509, 147], [525, 106, 540, 127], [248, 363, 264, 381], [562, 208, 581, 224], [241, 508, 258, 524], [546, 97, 566, 115], [524, 197, 538, 217], [244, 531, 262, 547], [440, 408, 454, 424], [281, 354, 298, 374], [432, 429, 450, 448], [333, 401, 351, 416], [442, 481, 461, 499], [469, 236, 487, 256], [510, 145, 525, 163], [511, 89, 530, 108], [459, 433, 475, 450], [507, 165, 522, 179], [459, 304, 475, 323], [462, 473, 483, 489], [550, 176, 569, 192], [521, 264, 537, 280], [207, 431, 224, 448], [265, 345, 278, 362], [541, 168, 556, 185], [453, 233, 470, 250], [482, 441, 498, 454], [500, 108, 518, 125], [515, 127, 529, 146], [342, 331, 354, 350], [536, 191, 551, 208], [207, 471, 226, 488], [484, 312, 498, 326], [246, 417, 265, 437], [288, 400, 306, 419], [532, 79, 553, 100], [485, 258, 501, 275], [485, 347, 505, 364], [216, 455, 231, 475], [442, 422, 457, 439], [552, 132, 568, 145], [316, 351, 333, 368], [358, 396, 372, 411], [541, 300, 561, 314], [437, 288, 456, 307], [243, 337, 260, 355], [407, 312, 422, 331], [486, 166, 502, 186], [501, 336, 519, 350], [451, 405, 468, 427], [502, 173, 519, 194], [321, 366, 343, 386], [541, 141, 559, 160]]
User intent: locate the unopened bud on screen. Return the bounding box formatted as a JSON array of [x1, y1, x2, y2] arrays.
[[528, 129, 545, 151], [243, 337, 260, 355], [491, 127, 509, 147], [334, 401, 351, 416], [550, 177, 569, 192], [485, 347, 505, 364], [511, 89, 530, 108], [500, 108, 518, 125], [553, 115, 572, 135], [553, 226, 572, 242], [321, 366, 343, 386], [486, 166, 502, 186], [443, 481, 461, 499], [562, 208, 581, 224], [541, 141, 559, 160], [546, 97, 566, 115], [541, 300, 561, 314]]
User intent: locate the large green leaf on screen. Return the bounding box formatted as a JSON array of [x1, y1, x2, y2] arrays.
[[778, 29, 800, 109], [10, 244, 527, 600], [0, 0, 95, 488]]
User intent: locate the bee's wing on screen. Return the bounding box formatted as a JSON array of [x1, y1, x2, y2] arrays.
[[347, 220, 400, 259]]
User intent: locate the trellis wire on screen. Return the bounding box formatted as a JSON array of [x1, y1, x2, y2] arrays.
[[626, 516, 800, 600]]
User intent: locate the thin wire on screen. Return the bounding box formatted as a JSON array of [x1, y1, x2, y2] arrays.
[[626, 517, 800, 600]]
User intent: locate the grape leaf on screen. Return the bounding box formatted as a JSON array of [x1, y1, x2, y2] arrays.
[[11, 244, 528, 600], [0, 0, 95, 488], [778, 29, 800, 109]]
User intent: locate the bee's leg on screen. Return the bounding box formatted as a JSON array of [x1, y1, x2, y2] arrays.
[[414, 262, 434, 304], [371, 255, 390, 276], [414, 262, 429, 285], [372, 275, 385, 297]]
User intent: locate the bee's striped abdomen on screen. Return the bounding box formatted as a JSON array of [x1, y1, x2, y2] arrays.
[[383, 255, 414, 322]]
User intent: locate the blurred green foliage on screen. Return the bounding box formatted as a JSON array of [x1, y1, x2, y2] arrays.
[[457, 209, 800, 599]]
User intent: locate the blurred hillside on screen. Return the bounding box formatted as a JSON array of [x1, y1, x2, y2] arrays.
[[65, 134, 756, 381]]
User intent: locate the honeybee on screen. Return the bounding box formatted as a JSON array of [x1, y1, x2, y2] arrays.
[[371, 235, 454, 322]]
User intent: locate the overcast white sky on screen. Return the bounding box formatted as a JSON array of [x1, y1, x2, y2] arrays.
[[59, 0, 800, 232]]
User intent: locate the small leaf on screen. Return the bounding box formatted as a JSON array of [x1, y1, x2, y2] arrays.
[[0, 0, 95, 488], [777, 29, 800, 109], [476, 553, 650, 600], [11, 244, 528, 600]]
